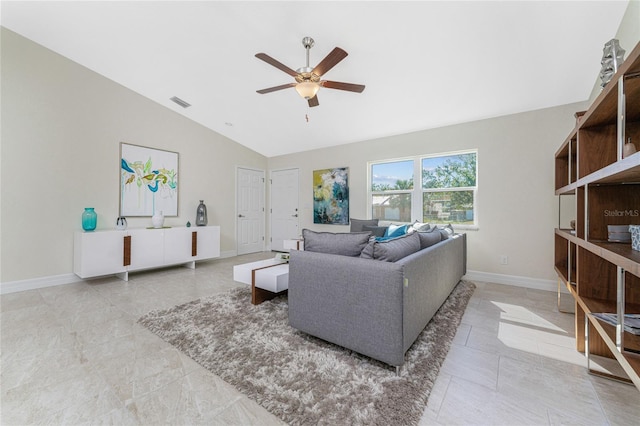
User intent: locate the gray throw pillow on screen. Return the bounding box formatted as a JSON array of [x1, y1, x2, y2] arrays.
[[411, 221, 431, 232], [350, 218, 378, 232], [422, 224, 454, 240], [360, 231, 420, 262], [417, 230, 442, 249], [362, 225, 388, 238], [438, 224, 455, 239], [302, 229, 371, 257]]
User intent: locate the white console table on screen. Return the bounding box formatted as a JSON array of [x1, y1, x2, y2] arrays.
[[74, 226, 220, 281]]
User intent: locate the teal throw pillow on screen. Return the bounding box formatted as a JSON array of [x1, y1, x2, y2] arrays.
[[385, 224, 409, 238]]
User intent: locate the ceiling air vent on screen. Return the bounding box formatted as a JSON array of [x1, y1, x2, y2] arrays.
[[170, 96, 191, 108]]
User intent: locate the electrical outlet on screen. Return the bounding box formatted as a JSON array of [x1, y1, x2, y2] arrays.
[[500, 255, 509, 265]]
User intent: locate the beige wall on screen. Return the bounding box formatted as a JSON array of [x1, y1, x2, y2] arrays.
[[0, 28, 267, 283], [268, 101, 587, 282]]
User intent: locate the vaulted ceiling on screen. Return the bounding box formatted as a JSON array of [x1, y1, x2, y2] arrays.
[[1, 1, 630, 157]]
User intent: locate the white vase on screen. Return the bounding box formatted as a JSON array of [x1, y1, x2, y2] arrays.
[[151, 210, 164, 228], [116, 216, 127, 230]]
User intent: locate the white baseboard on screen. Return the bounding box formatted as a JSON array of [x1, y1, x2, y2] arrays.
[[1, 253, 243, 294], [463, 270, 560, 293], [1, 266, 560, 296], [0, 273, 83, 295]]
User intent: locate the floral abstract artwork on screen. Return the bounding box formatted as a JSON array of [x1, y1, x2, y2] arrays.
[[120, 143, 178, 216], [313, 167, 349, 224]]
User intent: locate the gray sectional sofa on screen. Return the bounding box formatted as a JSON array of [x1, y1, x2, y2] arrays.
[[288, 228, 467, 373]]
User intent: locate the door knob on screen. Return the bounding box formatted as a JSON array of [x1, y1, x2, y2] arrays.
[[238, 214, 245, 218], [292, 214, 298, 217]]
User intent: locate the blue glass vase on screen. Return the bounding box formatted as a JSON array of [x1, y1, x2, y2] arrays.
[[82, 207, 97, 231]]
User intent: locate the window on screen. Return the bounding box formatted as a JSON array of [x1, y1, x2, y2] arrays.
[[370, 160, 413, 222], [369, 151, 477, 227], [422, 152, 477, 225]]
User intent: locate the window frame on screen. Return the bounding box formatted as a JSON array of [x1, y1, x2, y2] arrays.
[[367, 149, 478, 230], [369, 157, 416, 223]]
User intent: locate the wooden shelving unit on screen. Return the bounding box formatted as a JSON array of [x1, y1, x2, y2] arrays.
[[554, 42, 640, 391]]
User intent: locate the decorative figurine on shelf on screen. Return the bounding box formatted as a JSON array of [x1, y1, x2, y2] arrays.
[[151, 210, 164, 228], [600, 39, 625, 88], [116, 216, 127, 230], [82, 207, 97, 231], [623, 137, 637, 158], [196, 200, 208, 226], [186, 221, 191, 228]]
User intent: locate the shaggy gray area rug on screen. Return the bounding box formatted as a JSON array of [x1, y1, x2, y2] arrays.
[[138, 280, 475, 425]]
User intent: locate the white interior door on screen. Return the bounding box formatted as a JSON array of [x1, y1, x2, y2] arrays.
[[270, 168, 299, 252], [237, 167, 265, 255]]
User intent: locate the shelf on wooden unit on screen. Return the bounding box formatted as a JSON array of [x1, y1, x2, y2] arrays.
[[555, 184, 577, 196], [582, 154, 640, 186]]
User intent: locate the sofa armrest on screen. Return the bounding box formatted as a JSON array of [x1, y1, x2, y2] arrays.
[[288, 250, 406, 366]]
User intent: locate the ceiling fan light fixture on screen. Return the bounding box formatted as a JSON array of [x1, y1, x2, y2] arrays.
[[295, 81, 320, 99]]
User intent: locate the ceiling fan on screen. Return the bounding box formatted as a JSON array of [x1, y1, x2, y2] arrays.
[[255, 37, 365, 107]]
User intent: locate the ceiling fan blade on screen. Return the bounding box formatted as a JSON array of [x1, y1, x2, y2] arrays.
[[311, 47, 348, 77], [321, 80, 366, 93], [308, 95, 319, 108], [256, 83, 296, 94], [255, 53, 299, 77]]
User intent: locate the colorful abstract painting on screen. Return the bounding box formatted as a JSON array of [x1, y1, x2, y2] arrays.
[[120, 143, 178, 217], [313, 167, 349, 224]]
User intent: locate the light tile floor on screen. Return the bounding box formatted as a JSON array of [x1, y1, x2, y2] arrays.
[[1, 253, 639, 425]]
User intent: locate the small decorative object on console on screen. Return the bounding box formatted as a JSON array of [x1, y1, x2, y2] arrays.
[[116, 216, 127, 230], [82, 207, 97, 231], [630, 225, 640, 251], [151, 210, 164, 228], [600, 39, 625, 88], [196, 200, 208, 226]]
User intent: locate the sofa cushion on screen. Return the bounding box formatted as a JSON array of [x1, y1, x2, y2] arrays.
[[360, 231, 421, 262], [437, 224, 455, 239], [417, 230, 443, 249], [350, 218, 378, 232], [363, 225, 388, 238], [302, 229, 371, 257]]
